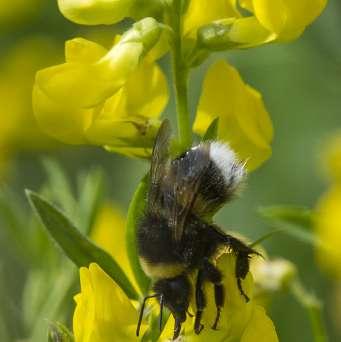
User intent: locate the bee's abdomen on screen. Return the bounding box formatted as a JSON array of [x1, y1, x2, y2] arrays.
[[137, 213, 184, 277]]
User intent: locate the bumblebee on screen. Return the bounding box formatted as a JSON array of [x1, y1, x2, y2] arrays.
[[136, 120, 258, 340]]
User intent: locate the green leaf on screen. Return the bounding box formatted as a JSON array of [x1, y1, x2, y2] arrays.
[[257, 205, 325, 248], [202, 117, 219, 141], [48, 321, 74, 342], [77, 169, 104, 234], [27, 265, 77, 342], [26, 190, 139, 301], [258, 205, 314, 229], [126, 176, 151, 295]]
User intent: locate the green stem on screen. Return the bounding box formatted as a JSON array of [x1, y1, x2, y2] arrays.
[[171, 0, 191, 150], [290, 280, 328, 342]]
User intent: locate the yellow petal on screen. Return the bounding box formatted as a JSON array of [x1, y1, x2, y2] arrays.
[[65, 37, 107, 63], [124, 62, 169, 119], [85, 116, 160, 152], [183, 0, 240, 38], [35, 41, 142, 109], [193, 60, 273, 171], [32, 83, 93, 144], [73, 263, 138, 342], [241, 305, 278, 342], [315, 185, 341, 279], [321, 133, 341, 183], [252, 0, 327, 40], [57, 0, 135, 25], [228, 16, 276, 47]]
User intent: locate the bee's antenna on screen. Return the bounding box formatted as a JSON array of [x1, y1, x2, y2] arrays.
[[136, 294, 159, 337], [159, 294, 164, 332]]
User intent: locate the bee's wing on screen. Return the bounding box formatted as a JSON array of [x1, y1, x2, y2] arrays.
[[147, 119, 172, 212], [168, 145, 211, 242]]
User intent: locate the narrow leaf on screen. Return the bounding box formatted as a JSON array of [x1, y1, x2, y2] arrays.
[[26, 190, 139, 300], [258, 205, 314, 229], [48, 321, 74, 342], [257, 206, 325, 248], [126, 177, 151, 295], [202, 117, 219, 141]]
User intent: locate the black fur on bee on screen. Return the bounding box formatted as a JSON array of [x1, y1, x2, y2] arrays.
[[136, 120, 258, 340]]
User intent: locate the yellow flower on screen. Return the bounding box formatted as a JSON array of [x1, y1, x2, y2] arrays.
[[57, 0, 163, 25], [314, 134, 341, 279], [73, 263, 142, 341], [0, 0, 43, 30], [315, 184, 341, 279], [33, 18, 169, 158], [193, 60, 273, 171], [321, 133, 341, 183], [0, 37, 61, 176], [183, 0, 327, 50]]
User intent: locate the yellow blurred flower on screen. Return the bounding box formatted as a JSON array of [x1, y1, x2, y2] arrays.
[[315, 184, 341, 279], [90, 204, 138, 291], [0, 37, 61, 176], [315, 133, 341, 279], [0, 0, 44, 30], [33, 18, 169, 158], [193, 60, 273, 171], [183, 0, 327, 50]]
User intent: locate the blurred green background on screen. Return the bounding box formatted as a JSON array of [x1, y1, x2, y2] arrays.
[[0, 1, 340, 341]]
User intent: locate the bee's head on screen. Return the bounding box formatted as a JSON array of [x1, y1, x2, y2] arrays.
[[154, 274, 190, 322]]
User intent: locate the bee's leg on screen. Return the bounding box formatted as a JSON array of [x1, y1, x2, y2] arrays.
[[202, 259, 225, 330], [173, 317, 182, 340], [213, 230, 260, 302], [235, 251, 250, 302], [194, 269, 206, 334], [136, 293, 160, 337]]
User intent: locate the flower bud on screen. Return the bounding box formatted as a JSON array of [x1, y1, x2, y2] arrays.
[[252, 258, 297, 293]]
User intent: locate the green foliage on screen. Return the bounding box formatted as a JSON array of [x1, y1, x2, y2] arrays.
[[202, 117, 219, 141], [257, 205, 323, 248], [48, 321, 74, 342], [27, 190, 139, 301], [126, 176, 151, 295]]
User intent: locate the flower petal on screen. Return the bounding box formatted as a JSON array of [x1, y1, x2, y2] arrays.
[[193, 60, 273, 171], [315, 185, 341, 279], [65, 38, 107, 63], [73, 263, 139, 342], [57, 0, 135, 25], [183, 0, 240, 38], [252, 0, 327, 40], [241, 305, 278, 342]]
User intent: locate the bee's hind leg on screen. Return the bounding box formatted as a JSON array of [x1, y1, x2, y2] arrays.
[[202, 259, 225, 330], [195, 259, 225, 332], [235, 251, 251, 302], [194, 269, 206, 334]]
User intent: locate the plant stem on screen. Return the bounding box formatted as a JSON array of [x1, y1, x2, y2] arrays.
[[290, 280, 329, 342], [171, 0, 191, 150]]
